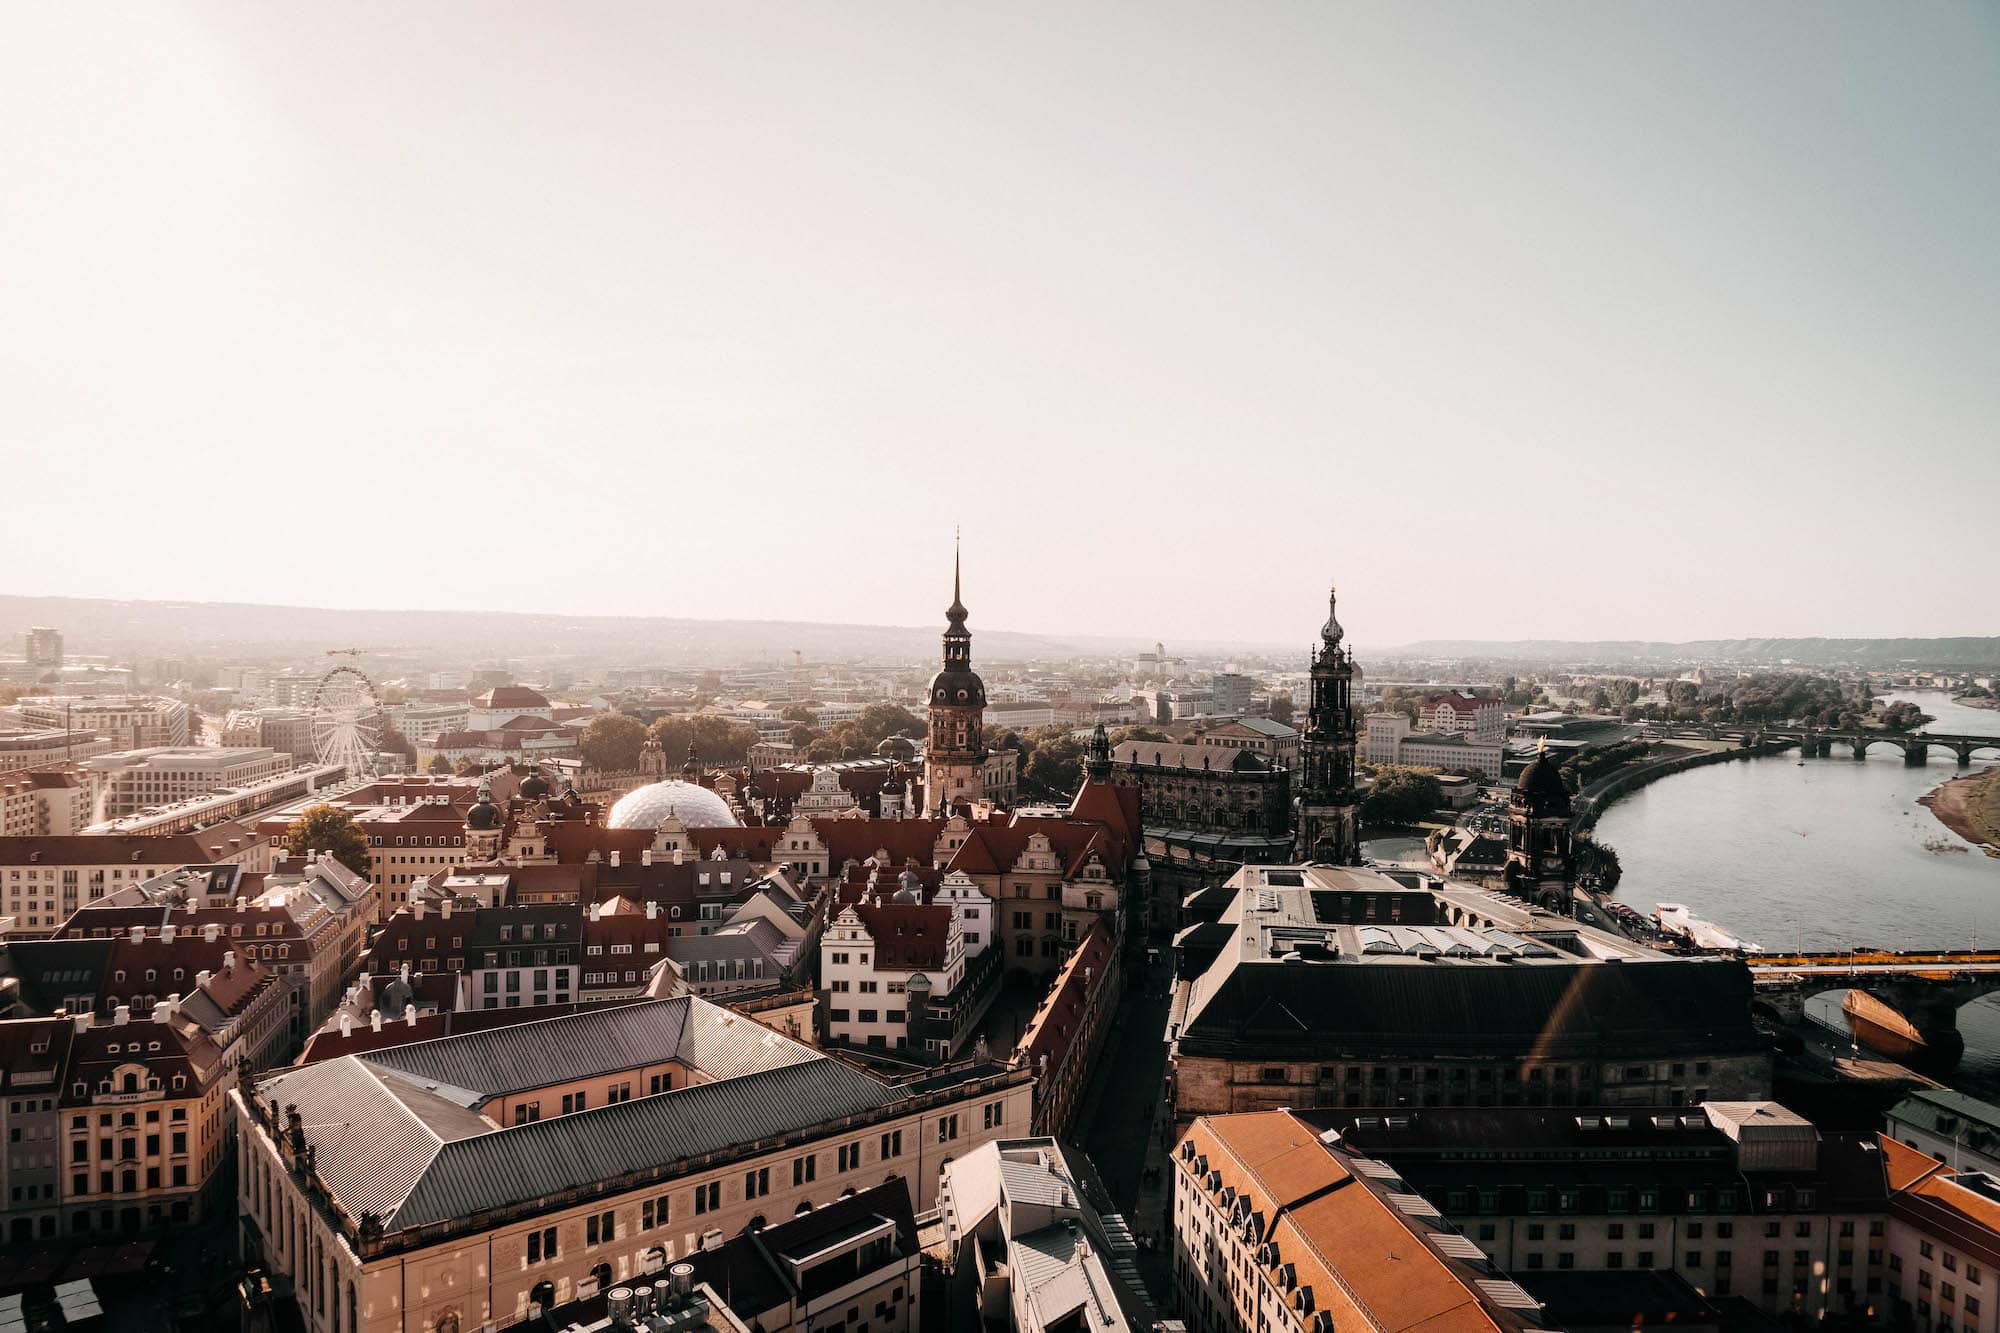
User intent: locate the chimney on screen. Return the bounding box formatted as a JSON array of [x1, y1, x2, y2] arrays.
[[413, 901, 426, 920], [370, 1010, 382, 1032], [338, 1012, 353, 1038], [222, 950, 236, 973], [113, 1004, 130, 1026], [590, 902, 602, 922], [196, 970, 211, 989], [161, 923, 177, 944], [405, 1007, 418, 1028], [646, 901, 659, 920], [129, 924, 144, 944], [151, 1000, 170, 1023], [441, 900, 452, 920], [72, 1012, 91, 1033], [610, 851, 621, 868], [672, 847, 684, 865], [642, 849, 654, 866], [202, 923, 220, 943], [236, 897, 247, 913]]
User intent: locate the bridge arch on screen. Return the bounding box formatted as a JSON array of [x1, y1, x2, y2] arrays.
[[1753, 965, 2000, 1071]]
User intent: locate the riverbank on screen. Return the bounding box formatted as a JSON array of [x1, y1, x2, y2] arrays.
[[1954, 694, 2000, 712], [1920, 767, 2000, 857], [1572, 740, 1779, 831]]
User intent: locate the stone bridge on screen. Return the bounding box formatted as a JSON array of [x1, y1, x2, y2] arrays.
[[1641, 724, 2000, 766], [1750, 951, 2000, 1065]]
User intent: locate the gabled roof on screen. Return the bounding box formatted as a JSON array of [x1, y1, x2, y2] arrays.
[[813, 817, 944, 870], [256, 996, 899, 1233], [848, 902, 951, 972]]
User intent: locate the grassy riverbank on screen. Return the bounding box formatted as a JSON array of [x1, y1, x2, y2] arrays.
[[1919, 767, 2000, 856]]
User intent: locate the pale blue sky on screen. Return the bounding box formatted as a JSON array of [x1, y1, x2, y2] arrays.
[[2, 3, 1995, 646]]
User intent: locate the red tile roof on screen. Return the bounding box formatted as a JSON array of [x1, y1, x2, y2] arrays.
[[1015, 919, 1114, 1074], [850, 901, 951, 971]]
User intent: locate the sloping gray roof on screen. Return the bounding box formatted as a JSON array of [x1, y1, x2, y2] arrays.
[[362, 997, 694, 1096], [256, 995, 893, 1234], [258, 1056, 495, 1222], [1891, 1087, 2000, 1137], [393, 1056, 894, 1229], [669, 918, 787, 962]]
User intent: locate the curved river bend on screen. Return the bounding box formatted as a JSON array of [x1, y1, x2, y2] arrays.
[[1595, 690, 2000, 1082]]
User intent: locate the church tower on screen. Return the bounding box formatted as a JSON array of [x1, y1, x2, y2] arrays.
[[1504, 740, 1576, 914], [924, 542, 988, 815], [1296, 584, 1361, 864]]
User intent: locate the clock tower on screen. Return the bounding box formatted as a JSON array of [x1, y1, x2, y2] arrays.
[[924, 544, 988, 815]]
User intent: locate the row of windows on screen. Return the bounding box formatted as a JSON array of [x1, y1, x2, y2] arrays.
[[521, 1128, 927, 1266]]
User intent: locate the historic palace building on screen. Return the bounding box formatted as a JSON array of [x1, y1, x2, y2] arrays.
[[236, 997, 1030, 1333], [1295, 584, 1361, 865]]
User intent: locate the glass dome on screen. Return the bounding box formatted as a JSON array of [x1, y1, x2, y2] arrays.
[[605, 779, 741, 830]]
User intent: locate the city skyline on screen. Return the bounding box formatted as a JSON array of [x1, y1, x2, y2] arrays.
[[5, 4, 1997, 644]]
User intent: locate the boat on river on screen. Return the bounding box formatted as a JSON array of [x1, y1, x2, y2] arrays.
[[1842, 990, 1928, 1059], [1654, 903, 1763, 953]]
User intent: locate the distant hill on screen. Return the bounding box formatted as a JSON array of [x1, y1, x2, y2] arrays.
[[1389, 638, 2000, 668], [0, 594, 1284, 666]]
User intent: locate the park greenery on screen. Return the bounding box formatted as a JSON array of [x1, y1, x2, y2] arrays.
[[285, 803, 371, 876], [782, 703, 926, 763], [645, 714, 762, 767], [1557, 738, 1655, 792], [1618, 672, 1879, 729], [1359, 765, 1444, 827], [579, 712, 649, 771], [983, 726, 1090, 797]]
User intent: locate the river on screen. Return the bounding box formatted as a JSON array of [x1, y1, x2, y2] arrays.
[[1594, 690, 2000, 1082]]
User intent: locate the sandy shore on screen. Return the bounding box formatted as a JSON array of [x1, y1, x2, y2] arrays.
[[1920, 768, 2000, 857]]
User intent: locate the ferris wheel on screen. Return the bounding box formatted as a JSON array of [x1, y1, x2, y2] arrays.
[[309, 665, 382, 775]]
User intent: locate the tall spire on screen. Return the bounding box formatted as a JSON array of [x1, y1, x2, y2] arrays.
[[947, 527, 967, 627]]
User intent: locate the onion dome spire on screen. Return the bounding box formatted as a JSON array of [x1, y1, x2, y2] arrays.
[[1320, 584, 1344, 650]]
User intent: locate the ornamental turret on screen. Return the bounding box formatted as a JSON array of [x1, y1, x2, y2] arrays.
[[1085, 721, 1113, 782]]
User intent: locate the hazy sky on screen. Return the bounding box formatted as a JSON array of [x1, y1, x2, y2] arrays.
[[4, 3, 1997, 648]]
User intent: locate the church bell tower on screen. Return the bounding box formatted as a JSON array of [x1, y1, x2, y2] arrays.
[[924, 541, 988, 815], [1296, 584, 1361, 865]]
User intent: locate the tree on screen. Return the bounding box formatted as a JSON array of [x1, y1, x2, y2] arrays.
[[467, 670, 514, 695], [286, 804, 371, 876], [1111, 726, 1171, 745], [856, 703, 923, 746], [787, 723, 819, 750], [1265, 695, 1295, 724], [1020, 727, 1087, 796], [1877, 700, 1934, 732], [185, 708, 203, 744], [580, 713, 648, 771], [1573, 834, 1622, 891], [1360, 765, 1443, 828], [781, 704, 818, 724], [455, 757, 488, 777], [645, 715, 760, 767], [427, 754, 453, 774]]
